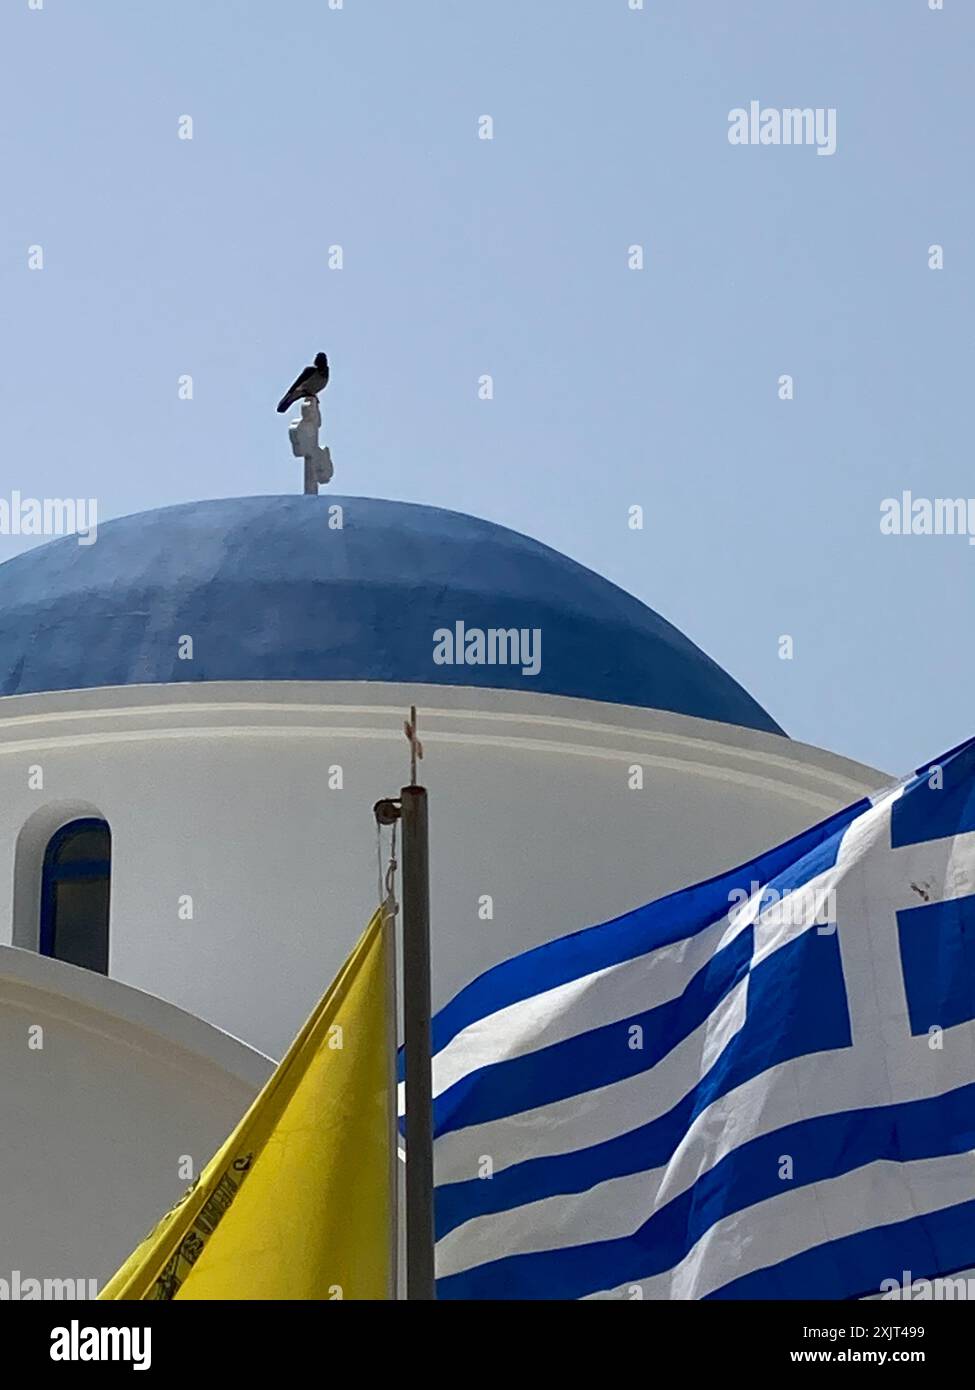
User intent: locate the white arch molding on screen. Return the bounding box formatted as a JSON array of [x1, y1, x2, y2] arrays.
[[12, 799, 111, 953]]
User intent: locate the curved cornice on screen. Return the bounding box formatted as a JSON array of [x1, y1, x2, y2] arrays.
[[0, 681, 887, 815]]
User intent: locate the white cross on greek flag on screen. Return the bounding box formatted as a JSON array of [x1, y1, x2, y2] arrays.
[[428, 735, 975, 1299]]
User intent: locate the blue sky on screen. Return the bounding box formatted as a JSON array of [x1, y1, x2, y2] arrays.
[[1, 0, 971, 775]]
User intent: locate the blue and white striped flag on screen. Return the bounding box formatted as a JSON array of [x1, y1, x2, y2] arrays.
[[431, 736, 975, 1299]]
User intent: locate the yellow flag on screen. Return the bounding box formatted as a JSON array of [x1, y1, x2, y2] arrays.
[[99, 906, 396, 1300]]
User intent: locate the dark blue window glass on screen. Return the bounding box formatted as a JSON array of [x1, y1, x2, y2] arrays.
[[40, 819, 111, 974]]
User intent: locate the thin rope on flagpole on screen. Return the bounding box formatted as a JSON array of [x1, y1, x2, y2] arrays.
[[376, 817, 399, 915]]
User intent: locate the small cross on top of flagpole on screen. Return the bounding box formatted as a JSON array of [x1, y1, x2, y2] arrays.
[[404, 705, 423, 788]]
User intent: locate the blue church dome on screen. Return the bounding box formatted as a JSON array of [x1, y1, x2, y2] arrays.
[[0, 496, 784, 735]]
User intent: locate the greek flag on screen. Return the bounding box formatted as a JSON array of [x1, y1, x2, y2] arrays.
[[431, 736, 975, 1299]]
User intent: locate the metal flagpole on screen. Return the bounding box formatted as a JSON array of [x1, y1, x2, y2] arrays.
[[401, 778, 434, 1299], [374, 707, 435, 1300]]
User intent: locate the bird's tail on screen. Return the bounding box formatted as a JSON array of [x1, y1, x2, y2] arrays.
[[276, 393, 293, 414]]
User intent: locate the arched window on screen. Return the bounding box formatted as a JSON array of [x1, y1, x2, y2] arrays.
[[39, 819, 111, 974]]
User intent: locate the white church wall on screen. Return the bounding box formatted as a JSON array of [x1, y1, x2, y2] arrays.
[[0, 681, 889, 1061], [0, 945, 270, 1291]]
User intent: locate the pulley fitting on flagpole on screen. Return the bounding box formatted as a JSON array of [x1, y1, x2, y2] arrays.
[[373, 798, 401, 827]]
